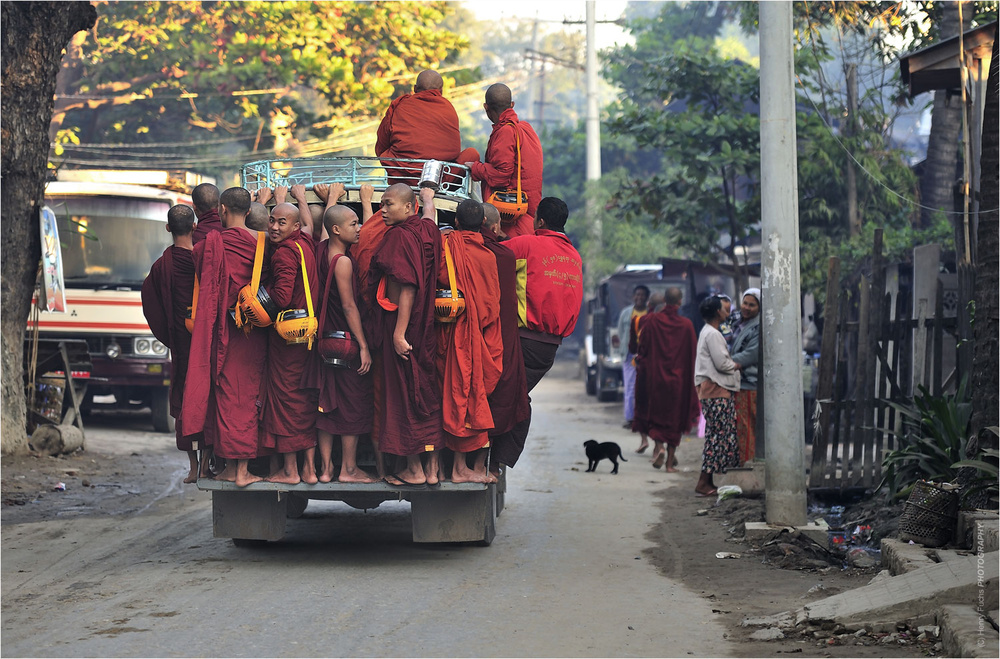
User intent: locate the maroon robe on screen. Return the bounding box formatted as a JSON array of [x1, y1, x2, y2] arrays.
[[181, 228, 268, 460], [633, 304, 700, 447], [261, 230, 319, 453], [370, 214, 442, 456], [192, 207, 222, 245], [313, 245, 373, 436], [141, 245, 201, 451], [480, 229, 531, 466]]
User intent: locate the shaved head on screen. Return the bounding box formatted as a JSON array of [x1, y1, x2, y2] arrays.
[[665, 287, 683, 306], [485, 83, 512, 113], [383, 182, 416, 207], [323, 205, 358, 235], [482, 203, 501, 230], [414, 69, 444, 92], [270, 202, 299, 224], [247, 202, 269, 231]]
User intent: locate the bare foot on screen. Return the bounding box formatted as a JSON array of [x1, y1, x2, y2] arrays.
[[318, 465, 335, 483], [665, 467, 679, 473], [236, 471, 263, 487], [337, 466, 376, 483], [214, 465, 237, 482], [300, 469, 319, 485], [266, 471, 301, 485], [636, 443, 649, 454], [183, 470, 198, 484]]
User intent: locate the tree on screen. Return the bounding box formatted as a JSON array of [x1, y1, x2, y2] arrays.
[[50, 1, 468, 176], [2, 1, 98, 454], [970, 26, 998, 452], [606, 38, 761, 292]]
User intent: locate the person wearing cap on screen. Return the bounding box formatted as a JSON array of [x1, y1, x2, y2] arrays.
[[729, 288, 760, 466]]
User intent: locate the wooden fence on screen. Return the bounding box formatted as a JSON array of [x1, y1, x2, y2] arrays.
[[808, 230, 975, 491]]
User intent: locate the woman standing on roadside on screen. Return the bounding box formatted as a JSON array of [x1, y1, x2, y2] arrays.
[[694, 296, 741, 496], [729, 288, 760, 466]]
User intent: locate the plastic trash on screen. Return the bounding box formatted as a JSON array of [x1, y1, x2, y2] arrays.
[[715, 552, 741, 559], [716, 485, 743, 502], [53, 482, 66, 491]]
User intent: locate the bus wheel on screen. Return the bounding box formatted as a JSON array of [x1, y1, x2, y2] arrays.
[[150, 388, 175, 434]]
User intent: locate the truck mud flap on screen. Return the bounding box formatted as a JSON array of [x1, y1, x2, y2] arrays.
[[409, 485, 496, 545], [212, 490, 287, 542]]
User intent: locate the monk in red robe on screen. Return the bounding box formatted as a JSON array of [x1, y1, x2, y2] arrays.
[[191, 183, 222, 244], [313, 200, 377, 483], [480, 203, 531, 475], [436, 200, 504, 483], [464, 83, 543, 239], [141, 204, 201, 483], [370, 184, 443, 487], [376, 69, 479, 185], [182, 187, 267, 487], [315, 182, 389, 478], [633, 287, 701, 473], [261, 202, 320, 484]]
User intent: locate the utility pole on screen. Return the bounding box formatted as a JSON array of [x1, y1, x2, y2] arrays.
[[759, 1, 807, 527], [585, 0, 602, 287], [527, 17, 539, 124]]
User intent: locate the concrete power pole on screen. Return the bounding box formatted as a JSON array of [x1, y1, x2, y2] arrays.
[[759, 1, 807, 527], [585, 0, 602, 288]]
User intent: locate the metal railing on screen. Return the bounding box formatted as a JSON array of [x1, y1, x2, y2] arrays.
[[241, 157, 474, 199]]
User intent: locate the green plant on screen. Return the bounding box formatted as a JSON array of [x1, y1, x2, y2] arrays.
[[879, 380, 971, 500], [952, 427, 1000, 507]]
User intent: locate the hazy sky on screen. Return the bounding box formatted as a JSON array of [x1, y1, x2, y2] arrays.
[[461, 0, 633, 50]]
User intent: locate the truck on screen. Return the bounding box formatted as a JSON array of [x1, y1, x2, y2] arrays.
[[581, 259, 744, 402], [34, 169, 212, 433], [198, 156, 502, 546]]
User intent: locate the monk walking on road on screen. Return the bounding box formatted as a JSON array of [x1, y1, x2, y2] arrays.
[[371, 184, 443, 487], [438, 200, 504, 483], [633, 287, 700, 473]]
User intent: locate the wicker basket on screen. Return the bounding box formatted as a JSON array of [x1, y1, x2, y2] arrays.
[[898, 480, 959, 548]]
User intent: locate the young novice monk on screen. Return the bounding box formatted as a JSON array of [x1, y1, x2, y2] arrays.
[[313, 185, 376, 483], [141, 204, 201, 483], [262, 202, 320, 484]]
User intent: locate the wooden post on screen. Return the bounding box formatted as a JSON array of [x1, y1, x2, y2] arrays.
[[933, 280, 944, 397], [829, 292, 850, 487], [862, 230, 885, 488], [810, 257, 841, 487]]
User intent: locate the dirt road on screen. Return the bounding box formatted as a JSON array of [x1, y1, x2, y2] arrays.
[[1, 356, 924, 657]]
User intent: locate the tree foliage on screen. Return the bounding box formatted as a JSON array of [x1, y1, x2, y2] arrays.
[[53, 1, 469, 173]]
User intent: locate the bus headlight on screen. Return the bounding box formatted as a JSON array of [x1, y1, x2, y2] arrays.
[[106, 342, 121, 359], [151, 340, 167, 355], [135, 338, 151, 354]]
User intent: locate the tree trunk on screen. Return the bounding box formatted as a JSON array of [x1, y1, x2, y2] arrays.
[[969, 26, 999, 453], [1, 2, 97, 455], [918, 1, 972, 230]]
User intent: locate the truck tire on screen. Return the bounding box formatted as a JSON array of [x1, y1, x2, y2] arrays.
[[585, 369, 597, 396], [150, 388, 175, 434]]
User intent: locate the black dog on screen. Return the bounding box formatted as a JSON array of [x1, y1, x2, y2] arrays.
[[583, 440, 627, 474]]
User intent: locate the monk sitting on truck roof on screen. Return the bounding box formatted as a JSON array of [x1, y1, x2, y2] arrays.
[[438, 199, 504, 483], [261, 202, 320, 485], [376, 69, 480, 185], [313, 197, 376, 484], [370, 184, 443, 487], [142, 204, 201, 483]]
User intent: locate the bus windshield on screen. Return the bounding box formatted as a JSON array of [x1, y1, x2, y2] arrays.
[[47, 195, 172, 289]]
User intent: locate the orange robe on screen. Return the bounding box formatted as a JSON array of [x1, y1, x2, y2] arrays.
[[376, 89, 462, 162], [436, 230, 504, 452], [353, 210, 391, 441]]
